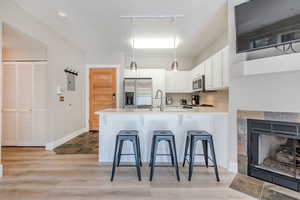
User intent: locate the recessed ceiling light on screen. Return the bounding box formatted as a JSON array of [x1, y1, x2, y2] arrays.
[[132, 38, 180, 49], [58, 11, 68, 18]]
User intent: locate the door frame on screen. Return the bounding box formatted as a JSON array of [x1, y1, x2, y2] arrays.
[[85, 64, 121, 131]]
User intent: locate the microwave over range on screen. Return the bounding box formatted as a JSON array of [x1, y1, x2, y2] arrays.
[[192, 75, 205, 92]]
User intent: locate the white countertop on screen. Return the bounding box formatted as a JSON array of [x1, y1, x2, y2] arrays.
[[96, 107, 228, 115]]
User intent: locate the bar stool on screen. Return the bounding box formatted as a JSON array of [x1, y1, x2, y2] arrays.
[[149, 130, 180, 182], [111, 130, 142, 182], [182, 130, 220, 182]]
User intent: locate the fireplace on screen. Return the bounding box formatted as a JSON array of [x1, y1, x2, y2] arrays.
[[248, 119, 300, 192]]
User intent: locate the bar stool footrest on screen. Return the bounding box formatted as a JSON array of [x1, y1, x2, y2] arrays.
[[118, 164, 140, 168], [153, 165, 175, 168]]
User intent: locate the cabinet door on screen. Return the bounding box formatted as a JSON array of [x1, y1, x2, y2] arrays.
[[181, 71, 192, 93], [204, 58, 213, 89], [165, 71, 176, 92], [124, 69, 139, 78], [222, 46, 229, 88], [212, 51, 223, 89], [166, 71, 191, 93], [2, 64, 17, 145]]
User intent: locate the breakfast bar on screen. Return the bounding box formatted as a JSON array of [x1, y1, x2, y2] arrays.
[[96, 108, 229, 169]]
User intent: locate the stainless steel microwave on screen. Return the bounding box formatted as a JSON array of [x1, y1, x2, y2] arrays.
[[192, 75, 205, 92]]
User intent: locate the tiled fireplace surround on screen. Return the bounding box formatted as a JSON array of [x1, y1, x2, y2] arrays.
[[230, 110, 300, 200]]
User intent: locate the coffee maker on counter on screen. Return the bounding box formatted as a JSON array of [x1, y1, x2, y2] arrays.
[[191, 95, 200, 106]]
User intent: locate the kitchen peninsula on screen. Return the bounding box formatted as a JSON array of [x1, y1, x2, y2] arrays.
[[96, 108, 229, 169]]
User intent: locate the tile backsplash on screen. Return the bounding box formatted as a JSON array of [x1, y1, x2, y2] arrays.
[[165, 93, 192, 106], [165, 89, 228, 112], [199, 89, 228, 112]]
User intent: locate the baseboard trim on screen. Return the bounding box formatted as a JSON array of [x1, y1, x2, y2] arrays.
[[0, 164, 3, 178], [228, 161, 238, 173], [46, 127, 88, 150]]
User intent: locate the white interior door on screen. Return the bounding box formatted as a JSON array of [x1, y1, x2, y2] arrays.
[[3, 64, 17, 145], [2, 62, 47, 146], [17, 63, 33, 146], [32, 63, 47, 145]]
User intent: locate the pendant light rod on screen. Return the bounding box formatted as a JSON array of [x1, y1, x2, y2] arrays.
[[132, 18, 135, 61], [120, 15, 184, 20]]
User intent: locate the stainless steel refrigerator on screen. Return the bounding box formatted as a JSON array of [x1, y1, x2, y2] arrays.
[[124, 78, 153, 108]]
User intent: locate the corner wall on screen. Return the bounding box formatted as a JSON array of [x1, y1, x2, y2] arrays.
[[0, 22, 3, 177], [0, 0, 86, 150], [228, 0, 300, 172]]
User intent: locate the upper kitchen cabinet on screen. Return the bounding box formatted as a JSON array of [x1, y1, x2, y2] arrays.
[[194, 46, 229, 91], [221, 46, 229, 88], [204, 58, 213, 90], [165, 71, 191, 93], [212, 50, 223, 89], [189, 46, 229, 91]]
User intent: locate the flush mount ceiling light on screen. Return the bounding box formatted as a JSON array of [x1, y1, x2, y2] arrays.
[[132, 38, 180, 49], [57, 11, 68, 18]]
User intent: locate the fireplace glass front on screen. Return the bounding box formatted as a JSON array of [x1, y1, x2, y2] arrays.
[[256, 134, 299, 178], [248, 119, 300, 192]]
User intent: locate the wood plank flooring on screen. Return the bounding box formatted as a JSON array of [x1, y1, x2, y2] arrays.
[[0, 147, 255, 200]]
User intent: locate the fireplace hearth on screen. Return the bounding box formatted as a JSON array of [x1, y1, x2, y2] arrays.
[[248, 119, 300, 192]]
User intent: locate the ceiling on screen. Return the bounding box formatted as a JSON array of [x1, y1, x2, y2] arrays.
[[13, 0, 228, 58], [236, 0, 300, 34], [3, 23, 47, 50]]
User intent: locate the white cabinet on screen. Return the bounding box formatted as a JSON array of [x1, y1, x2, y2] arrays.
[[212, 50, 223, 89], [165, 71, 191, 93], [204, 58, 213, 90], [221, 46, 229, 88], [194, 46, 229, 91]]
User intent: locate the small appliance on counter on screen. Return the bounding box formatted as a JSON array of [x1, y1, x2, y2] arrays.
[[191, 95, 200, 106], [166, 96, 173, 105], [180, 99, 187, 105]]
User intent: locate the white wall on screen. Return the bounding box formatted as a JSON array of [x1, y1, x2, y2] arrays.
[[194, 33, 228, 66], [0, 21, 3, 176], [3, 47, 47, 61], [0, 0, 86, 146], [227, 0, 300, 172], [124, 54, 195, 71]]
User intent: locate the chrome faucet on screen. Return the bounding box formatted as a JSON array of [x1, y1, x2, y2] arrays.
[[155, 89, 164, 111]]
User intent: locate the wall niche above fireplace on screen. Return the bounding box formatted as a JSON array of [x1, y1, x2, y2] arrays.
[[248, 119, 300, 192]]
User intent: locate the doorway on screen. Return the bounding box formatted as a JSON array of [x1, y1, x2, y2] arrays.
[[89, 68, 116, 131]]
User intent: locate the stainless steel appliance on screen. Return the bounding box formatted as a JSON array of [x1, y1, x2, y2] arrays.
[[166, 96, 173, 105], [180, 99, 187, 105], [124, 78, 153, 108], [191, 95, 200, 106], [192, 75, 205, 92]]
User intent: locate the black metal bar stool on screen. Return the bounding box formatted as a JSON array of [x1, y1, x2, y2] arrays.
[[182, 130, 220, 182], [149, 130, 180, 182], [111, 130, 142, 181]]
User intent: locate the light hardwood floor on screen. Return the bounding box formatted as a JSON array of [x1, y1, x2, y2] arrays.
[[0, 147, 254, 200]]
